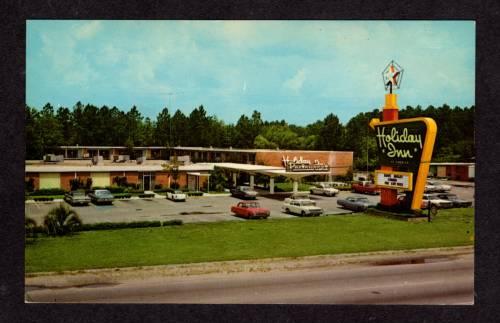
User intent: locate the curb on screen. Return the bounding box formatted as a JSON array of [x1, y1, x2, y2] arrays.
[[25, 245, 473, 289]]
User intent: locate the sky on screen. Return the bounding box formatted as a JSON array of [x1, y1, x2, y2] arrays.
[[26, 20, 475, 125]]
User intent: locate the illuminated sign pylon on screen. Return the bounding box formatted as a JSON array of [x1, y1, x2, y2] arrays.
[[372, 61, 437, 211]]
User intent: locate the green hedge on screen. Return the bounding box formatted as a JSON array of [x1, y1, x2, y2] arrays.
[[27, 195, 65, 201], [30, 220, 183, 235], [138, 193, 155, 198], [78, 220, 182, 231], [112, 193, 132, 199], [28, 188, 66, 196], [186, 191, 203, 196], [105, 186, 126, 193]]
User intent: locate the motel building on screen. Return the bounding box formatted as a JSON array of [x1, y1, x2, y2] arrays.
[[25, 146, 354, 193]]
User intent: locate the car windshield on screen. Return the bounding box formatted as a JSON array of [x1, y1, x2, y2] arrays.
[[174, 190, 183, 194], [240, 187, 249, 191], [356, 198, 369, 202], [96, 190, 111, 195], [301, 201, 315, 206], [445, 194, 458, 199], [73, 192, 85, 197]]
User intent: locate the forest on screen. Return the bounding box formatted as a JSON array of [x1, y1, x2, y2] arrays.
[[25, 102, 474, 170]]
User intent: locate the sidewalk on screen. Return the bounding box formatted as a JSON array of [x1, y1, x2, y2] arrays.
[[25, 245, 473, 289]]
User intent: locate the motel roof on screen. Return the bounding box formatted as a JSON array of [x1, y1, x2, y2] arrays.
[[25, 163, 214, 173]]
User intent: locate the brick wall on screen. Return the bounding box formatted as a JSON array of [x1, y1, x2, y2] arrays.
[[155, 172, 170, 187]]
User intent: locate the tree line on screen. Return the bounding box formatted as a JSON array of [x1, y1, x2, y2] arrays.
[[25, 102, 474, 168]]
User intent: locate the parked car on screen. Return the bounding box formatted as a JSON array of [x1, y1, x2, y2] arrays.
[[64, 190, 90, 206], [310, 183, 339, 197], [166, 189, 186, 202], [351, 181, 380, 195], [329, 181, 352, 190], [436, 193, 472, 208], [284, 193, 315, 204], [397, 195, 425, 210], [88, 189, 114, 205], [422, 193, 453, 209], [282, 200, 323, 217], [426, 180, 451, 193], [230, 186, 258, 199], [231, 201, 270, 219], [337, 196, 376, 212]]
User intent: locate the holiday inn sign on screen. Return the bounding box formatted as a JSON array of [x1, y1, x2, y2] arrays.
[[370, 117, 437, 210]]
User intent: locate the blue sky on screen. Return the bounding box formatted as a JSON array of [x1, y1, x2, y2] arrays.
[[26, 20, 475, 125]]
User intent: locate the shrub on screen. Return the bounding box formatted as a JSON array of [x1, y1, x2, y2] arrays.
[[138, 193, 155, 198], [105, 186, 125, 193], [78, 220, 182, 231], [125, 188, 145, 194], [33, 197, 55, 202], [43, 203, 83, 236], [85, 177, 93, 189], [112, 193, 132, 199], [112, 176, 128, 187], [25, 178, 35, 193], [154, 183, 163, 190], [25, 216, 38, 238], [186, 191, 203, 197], [70, 178, 85, 191], [29, 188, 66, 196], [170, 182, 180, 189]]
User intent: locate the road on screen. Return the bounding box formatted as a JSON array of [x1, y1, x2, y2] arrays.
[[26, 252, 473, 304]]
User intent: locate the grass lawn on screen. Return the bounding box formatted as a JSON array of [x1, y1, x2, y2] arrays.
[[274, 182, 314, 192], [25, 208, 474, 273]]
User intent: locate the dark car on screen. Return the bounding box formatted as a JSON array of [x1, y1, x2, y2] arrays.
[[64, 190, 90, 206], [436, 193, 472, 208], [88, 189, 114, 205], [337, 196, 376, 212], [230, 186, 258, 199]]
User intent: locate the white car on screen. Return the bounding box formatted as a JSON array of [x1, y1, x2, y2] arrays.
[[310, 183, 339, 197], [284, 193, 316, 205], [282, 200, 323, 217], [426, 181, 451, 193], [166, 190, 186, 202], [422, 194, 453, 209]]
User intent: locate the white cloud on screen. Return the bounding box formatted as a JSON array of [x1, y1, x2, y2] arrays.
[[39, 32, 96, 87], [75, 21, 102, 39], [284, 68, 307, 92]]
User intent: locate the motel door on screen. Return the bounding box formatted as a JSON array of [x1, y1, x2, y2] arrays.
[[142, 172, 154, 191], [187, 174, 198, 191]]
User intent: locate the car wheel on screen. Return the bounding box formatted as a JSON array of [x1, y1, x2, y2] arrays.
[[301, 211, 306, 217], [285, 208, 290, 214]]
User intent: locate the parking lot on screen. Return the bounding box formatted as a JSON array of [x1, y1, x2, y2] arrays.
[[25, 180, 474, 225], [25, 191, 372, 225]]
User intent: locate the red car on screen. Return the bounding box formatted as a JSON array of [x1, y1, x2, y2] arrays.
[[230, 201, 270, 219]]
